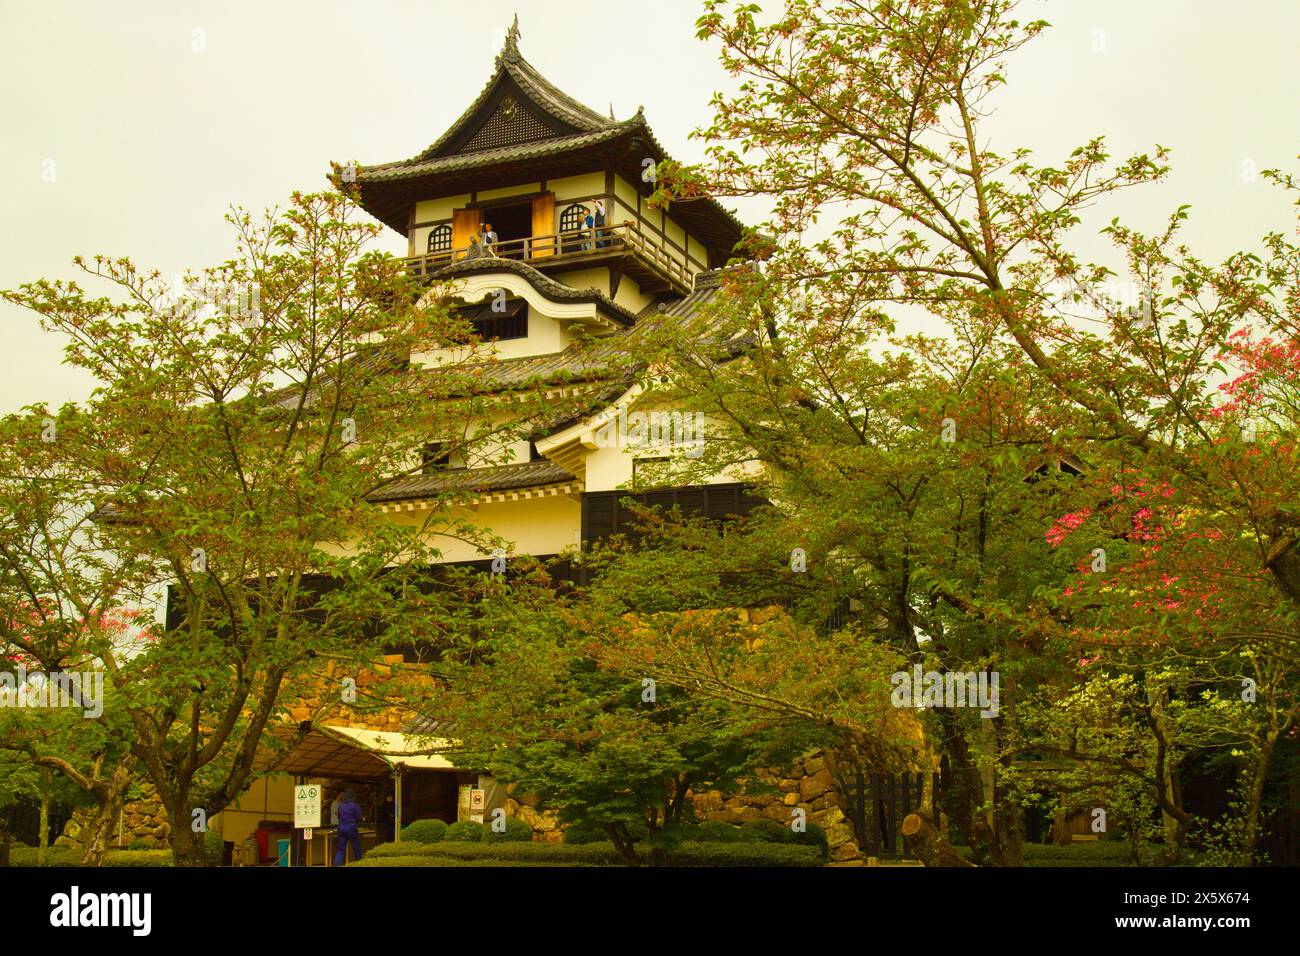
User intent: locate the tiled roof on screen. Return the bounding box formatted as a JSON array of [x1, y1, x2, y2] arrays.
[[366, 460, 576, 503], [360, 122, 640, 183], [424, 268, 733, 394], [412, 22, 614, 162], [349, 25, 749, 248], [255, 268, 736, 440], [263, 343, 410, 412], [429, 258, 637, 325]]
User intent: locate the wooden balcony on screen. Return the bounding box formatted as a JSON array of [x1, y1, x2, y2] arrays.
[[405, 222, 695, 295]]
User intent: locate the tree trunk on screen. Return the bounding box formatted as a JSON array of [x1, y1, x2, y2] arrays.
[[37, 783, 50, 867], [1239, 730, 1278, 865], [1144, 678, 1191, 864], [990, 716, 1023, 866], [942, 717, 997, 860], [80, 761, 135, 866], [645, 809, 668, 867], [992, 790, 1024, 866], [902, 813, 976, 867], [604, 823, 640, 867], [167, 804, 209, 867]]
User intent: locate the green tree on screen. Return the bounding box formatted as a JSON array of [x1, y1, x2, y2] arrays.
[[417, 562, 812, 865], [632, 0, 1300, 863], [0, 189, 578, 864]]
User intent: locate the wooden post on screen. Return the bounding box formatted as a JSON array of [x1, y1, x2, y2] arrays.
[[869, 773, 882, 854], [394, 764, 404, 843], [886, 774, 897, 854]]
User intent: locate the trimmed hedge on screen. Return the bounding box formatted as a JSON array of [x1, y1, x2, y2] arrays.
[[743, 819, 793, 844], [10, 847, 82, 867], [350, 855, 600, 868], [401, 819, 448, 844], [1022, 841, 1206, 867], [562, 819, 649, 845], [665, 843, 821, 867], [356, 839, 822, 867], [10, 847, 174, 867], [103, 849, 177, 868], [692, 821, 749, 843], [484, 817, 534, 843], [443, 821, 485, 843], [661, 819, 829, 862], [561, 822, 609, 845], [795, 822, 830, 862], [366, 841, 623, 865], [942, 842, 1207, 867]]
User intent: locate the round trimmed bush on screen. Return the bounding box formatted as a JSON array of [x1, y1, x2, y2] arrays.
[[401, 819, 448, 844], [791, 821, 829, 861], [743, 818, 794, 844], [443, 821, 485, 843], [484, 816, 533, 843], [692, 821, 747, 843], [562, 821, 608, 845]]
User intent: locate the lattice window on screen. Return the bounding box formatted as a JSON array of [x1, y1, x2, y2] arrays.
[[559, 203, 589, 233], [462, 97, 556, 152], [427, 224, 451, 254], [559, 203, 590, 253]]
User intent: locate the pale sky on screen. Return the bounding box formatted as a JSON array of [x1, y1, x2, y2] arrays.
[[2, 0, 1297, 414]]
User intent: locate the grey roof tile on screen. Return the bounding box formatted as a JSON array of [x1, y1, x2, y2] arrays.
[[367, 460, 577, 503], [427, 258, 637, 325]]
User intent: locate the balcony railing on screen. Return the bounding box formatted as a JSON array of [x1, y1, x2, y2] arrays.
[[406, 222, 694, 292]]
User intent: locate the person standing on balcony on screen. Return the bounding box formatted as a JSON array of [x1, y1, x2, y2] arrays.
[[481, 222, 498, 257], [593, 200, 607, 249], [582, 206, 596, 252]]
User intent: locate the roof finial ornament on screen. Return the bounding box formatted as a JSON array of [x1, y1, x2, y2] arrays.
[[505, 14, 521, 58], [608, 102, 615, 121]]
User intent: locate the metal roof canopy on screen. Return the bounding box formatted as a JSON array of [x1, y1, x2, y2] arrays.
[[262, 725, 459, 781]]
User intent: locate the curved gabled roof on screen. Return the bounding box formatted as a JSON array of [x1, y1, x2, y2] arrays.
[[412, 18, 613, 161], [344, 19, 748, 255], [360, 121, 642, 183]]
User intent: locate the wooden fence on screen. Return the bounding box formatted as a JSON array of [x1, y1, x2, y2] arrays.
[[843, 770, 942, 858]]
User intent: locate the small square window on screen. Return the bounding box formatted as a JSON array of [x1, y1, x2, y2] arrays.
[[421, 442, 451, 475], [631, 457, 671, 487]]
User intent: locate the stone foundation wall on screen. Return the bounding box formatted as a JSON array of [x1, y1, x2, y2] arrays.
[[57, 784, 171, 853], [503, 792, 563, 844], [691, 751, 860, 862]]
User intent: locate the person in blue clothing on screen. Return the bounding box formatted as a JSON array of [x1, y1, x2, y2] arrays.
[[333, 789, 364, 866]]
